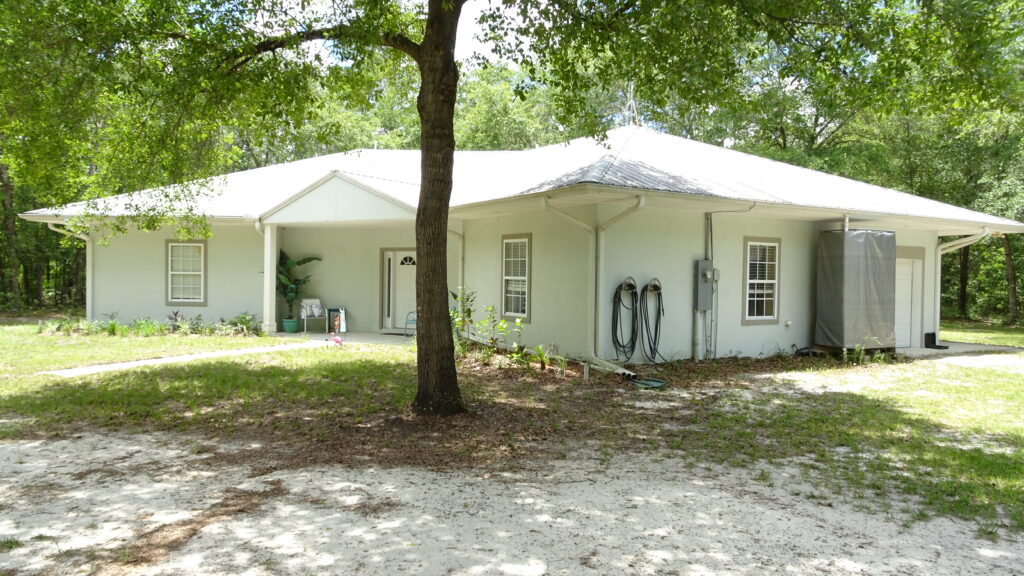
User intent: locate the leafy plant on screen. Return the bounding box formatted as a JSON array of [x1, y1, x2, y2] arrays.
[[449, 286, 476, 339], [276, 250, 322, 319], [533, 344, 549, 371], [475, 346, 494, 365], [476, 306, 502, 347], [228, 312, 260, 335], [128, 318, 166, 337], [554, 355, 569, 377], [508, 317, 524, 352], [167, 310, 185, 333]]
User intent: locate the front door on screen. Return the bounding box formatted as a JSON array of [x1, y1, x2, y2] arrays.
[[382, 250, 416, 330], [894, 258, 922, 348]]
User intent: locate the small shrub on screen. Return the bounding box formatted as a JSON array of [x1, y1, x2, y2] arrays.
[[128, 318, 166, 337], [189, 314, 206, 334], [554, 355, 569, 376], [228, 312, 260, 335], [449, 286, 476, 339], [167, 310, 185, 333], [534, 344, 549, 371], [476, 346, 495, 365]]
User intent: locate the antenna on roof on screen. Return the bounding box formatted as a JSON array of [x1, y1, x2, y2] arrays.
[[624, 82, 641, 127]]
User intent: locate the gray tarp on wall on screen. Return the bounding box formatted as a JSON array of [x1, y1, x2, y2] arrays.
[[815, 230, 896, 349]]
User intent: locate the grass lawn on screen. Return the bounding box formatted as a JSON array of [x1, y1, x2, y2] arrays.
[[0, 324, 275, 376], [0, 327, 1021, 537], [941, 320, 1024, 348]]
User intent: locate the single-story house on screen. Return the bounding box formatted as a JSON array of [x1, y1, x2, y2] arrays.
[[21, 126, 1024, 364]]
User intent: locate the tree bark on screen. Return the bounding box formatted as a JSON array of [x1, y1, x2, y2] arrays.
[[0, 162, 20, 310], [957, 246, 970, 318], [1004, 235, 1018, 324], [410, 0, 465, 415]]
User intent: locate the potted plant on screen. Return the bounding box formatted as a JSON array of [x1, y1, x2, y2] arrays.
[[276, 250, 322, 333]]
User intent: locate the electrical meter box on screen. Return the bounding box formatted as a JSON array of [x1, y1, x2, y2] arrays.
[[694, 259, 715, 311]]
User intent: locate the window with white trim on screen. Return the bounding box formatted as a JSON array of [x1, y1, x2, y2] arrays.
[[745, 240, 778, 321], [502, 236, 529, 319], [168, 242, 205, 304]]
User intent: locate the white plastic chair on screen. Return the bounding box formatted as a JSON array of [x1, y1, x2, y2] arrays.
[[300, 298, 328, 333]]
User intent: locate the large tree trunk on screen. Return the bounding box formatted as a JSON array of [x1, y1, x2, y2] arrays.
[[1004, 235, 1018, 324], [410, 0, 464, 415], [957, 246, 970, 318], [0, 162, 20, 310]]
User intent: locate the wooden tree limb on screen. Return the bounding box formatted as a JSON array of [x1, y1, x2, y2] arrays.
[[227, 23, 422, 73]]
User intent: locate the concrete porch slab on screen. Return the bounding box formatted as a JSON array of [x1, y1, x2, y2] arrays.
[[900, 340, 1023, 358]]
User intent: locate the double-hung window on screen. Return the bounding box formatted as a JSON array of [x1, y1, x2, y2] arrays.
[[744, 238, 779, 323], [502, 235, 530, 320], [167, 241, 206, 305]]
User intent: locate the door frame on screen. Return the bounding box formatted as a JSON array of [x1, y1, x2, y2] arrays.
[[379, 247, 416, 330]]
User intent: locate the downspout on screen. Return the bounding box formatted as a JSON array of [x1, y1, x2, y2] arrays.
[[48, 223, 92, 320], [545, 195, 644, 376], [934, 227, 989, 342]]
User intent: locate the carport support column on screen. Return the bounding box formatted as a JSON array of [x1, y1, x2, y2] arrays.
[[262, 224, 279, 334]]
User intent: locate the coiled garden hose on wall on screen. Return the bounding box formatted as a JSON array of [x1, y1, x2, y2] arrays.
[[640, 278, 667, 363], [612, 276, 639, 361]]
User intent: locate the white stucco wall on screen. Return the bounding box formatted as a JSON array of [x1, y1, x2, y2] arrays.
[[91, 224, 264, 322], [86, 204, 940, 351], [598, 209, 819, 360], [461, 208, 594, 355], [600, 213, 941, 360], [280, 224, 460, 333], [458, 204, 941, 362]]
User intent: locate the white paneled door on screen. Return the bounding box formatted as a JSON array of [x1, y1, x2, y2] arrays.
[[895, 258, 916, 348]]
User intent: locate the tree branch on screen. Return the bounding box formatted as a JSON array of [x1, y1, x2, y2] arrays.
[[227, 23, 422, 73]]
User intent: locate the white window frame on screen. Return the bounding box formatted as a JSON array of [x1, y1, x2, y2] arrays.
[[167, 241, 206, 306], [743, 238, 779, 324], [501, 234, 530, 322]]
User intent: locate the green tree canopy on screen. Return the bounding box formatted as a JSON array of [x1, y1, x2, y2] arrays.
[[5, 0, 1023, 412]]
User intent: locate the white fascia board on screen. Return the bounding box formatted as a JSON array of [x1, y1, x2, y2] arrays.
[[20, 212, 257, 229], [18, 213, 68, 224], [259, 170, 415, 223]]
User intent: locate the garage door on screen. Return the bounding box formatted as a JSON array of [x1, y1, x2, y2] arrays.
[[894, 259, 913, 348]]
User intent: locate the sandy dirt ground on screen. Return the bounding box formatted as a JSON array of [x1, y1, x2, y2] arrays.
[[1, 426, 1021, 576]]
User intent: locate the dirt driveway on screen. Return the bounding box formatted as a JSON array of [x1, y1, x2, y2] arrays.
[[1, 426, 1021, 576]]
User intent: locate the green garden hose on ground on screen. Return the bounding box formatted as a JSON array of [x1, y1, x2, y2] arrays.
[[631, 377, 666, 389]]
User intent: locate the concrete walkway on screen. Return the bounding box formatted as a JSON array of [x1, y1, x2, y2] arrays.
[[42, 341, 331, 378], [41, 331, 415, 378]]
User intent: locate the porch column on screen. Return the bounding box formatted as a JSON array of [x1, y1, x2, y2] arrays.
[[85, 236, 94, 321], [262, 224, 278, 334]]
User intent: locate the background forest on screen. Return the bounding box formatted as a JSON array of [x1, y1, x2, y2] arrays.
[[3, 39, 1023, 322]]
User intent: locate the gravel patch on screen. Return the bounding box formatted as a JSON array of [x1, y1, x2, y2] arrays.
[[1, 431, 1021, 575]]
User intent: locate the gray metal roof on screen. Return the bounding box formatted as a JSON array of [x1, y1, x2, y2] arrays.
[[21, 126, 1024, 233]]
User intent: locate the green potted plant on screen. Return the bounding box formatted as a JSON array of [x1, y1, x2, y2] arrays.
[[276, 250, 322, 333]]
